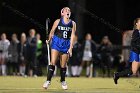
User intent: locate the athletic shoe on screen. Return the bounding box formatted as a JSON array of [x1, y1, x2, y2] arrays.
[[43, 81, 51, 89], [61, 81, 68, 90], [24, 75, 27, 78], [33, 74, 38, 78], [113, 72, 119, 84]]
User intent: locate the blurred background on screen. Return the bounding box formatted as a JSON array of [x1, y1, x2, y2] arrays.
[[0, 0, 140, 77], [0, 0, 139, 43]]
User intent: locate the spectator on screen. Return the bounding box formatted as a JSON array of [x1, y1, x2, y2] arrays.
[[18, 33, 27, 76], [8, 33, 19, 75], [0, 33, 10, 76], [78, 33, 97, 77], [36, 33, 43, 76], [98, 36, 113, 77], [26, 29, 37, 77]]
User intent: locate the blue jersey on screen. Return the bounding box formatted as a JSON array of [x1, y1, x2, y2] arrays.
[[51, 18, 73, 53], [54, 18, 73, 39]]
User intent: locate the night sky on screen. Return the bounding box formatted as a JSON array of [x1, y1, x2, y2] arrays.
[[0, 0, 140, 44]]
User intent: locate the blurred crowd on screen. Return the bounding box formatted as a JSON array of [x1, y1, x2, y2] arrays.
[[0, 28, 124, 77]]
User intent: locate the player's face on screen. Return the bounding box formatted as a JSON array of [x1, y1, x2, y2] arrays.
[[136, 20, 140, 29], [21, 34, 26, 42], [86, 34, 92, 40], [29, 29, 35, 37], [36, 34, 40, 40], [1, 34, 6, 40], [103, 37, 109, 44], [12, 34, 17, 41], [63, 8, 71, 18]]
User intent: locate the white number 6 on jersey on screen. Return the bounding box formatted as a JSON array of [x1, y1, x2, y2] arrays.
[[63, 31, 67, 38]]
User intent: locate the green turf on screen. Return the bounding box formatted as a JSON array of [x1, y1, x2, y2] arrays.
[[0, 76, 140, 93]]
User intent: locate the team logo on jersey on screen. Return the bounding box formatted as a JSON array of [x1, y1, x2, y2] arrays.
[[58, 26, 72, 31]]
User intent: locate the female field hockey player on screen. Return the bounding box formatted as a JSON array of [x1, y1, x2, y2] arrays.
[[114, 18, 140, 84], [43, 7, 76, 90]]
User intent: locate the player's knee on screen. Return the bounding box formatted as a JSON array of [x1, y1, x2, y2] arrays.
[[61, 64, 66, 68]]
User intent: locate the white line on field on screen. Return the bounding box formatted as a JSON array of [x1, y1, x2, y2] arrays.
[[0, 88, 139, 93], [0, 88, 57, 90]]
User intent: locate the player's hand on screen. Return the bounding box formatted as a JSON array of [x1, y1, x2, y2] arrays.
[[46, 40, 50, 44], [46, 34, 53, 44], [67, 48, 72, 57]]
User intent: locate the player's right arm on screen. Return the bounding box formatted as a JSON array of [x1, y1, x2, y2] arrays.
[[46, 19, 60, 43]]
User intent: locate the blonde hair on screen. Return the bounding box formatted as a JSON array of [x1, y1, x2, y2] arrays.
[[133, 18, 140, 30], [21, 32, 26, 37], [21, 32, 26, 41]]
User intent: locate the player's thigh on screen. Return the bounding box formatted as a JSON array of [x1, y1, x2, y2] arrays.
[[51, 49, 60, 65], [60, 54, 69, 67]]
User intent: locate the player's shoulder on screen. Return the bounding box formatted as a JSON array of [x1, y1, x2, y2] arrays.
[[53, 19, 61, 25], [55, 19, 61, 23]]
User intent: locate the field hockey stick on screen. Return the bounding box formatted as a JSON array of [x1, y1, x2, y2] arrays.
[[46, 18, 51, 65]]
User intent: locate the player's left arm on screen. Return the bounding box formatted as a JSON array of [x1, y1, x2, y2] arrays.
[[68, 21, 76, 56]]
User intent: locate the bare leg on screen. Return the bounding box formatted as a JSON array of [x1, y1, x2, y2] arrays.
[[60, 53, 68, 82], [132, 61, 139, 76], [47, 49, 59, 81], [50, 49, 60, 65]]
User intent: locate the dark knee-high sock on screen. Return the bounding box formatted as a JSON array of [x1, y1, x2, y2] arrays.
[[47, 65, 55, 81], [117, 69, 133, 77], [60, 67, 66, 82]]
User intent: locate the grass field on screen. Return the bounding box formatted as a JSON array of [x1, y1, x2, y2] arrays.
[[0, 76, 140, 93]]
